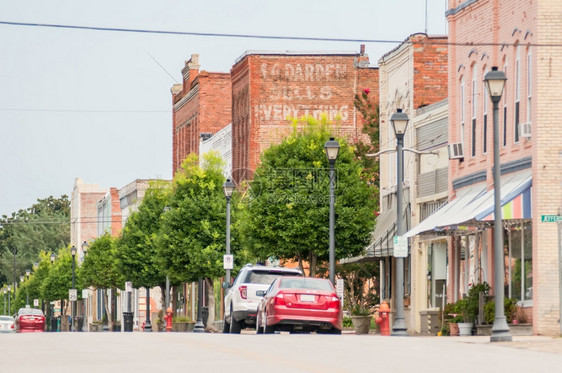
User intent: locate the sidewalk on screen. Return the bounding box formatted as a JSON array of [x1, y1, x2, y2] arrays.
[[450, 335, 562, 355]]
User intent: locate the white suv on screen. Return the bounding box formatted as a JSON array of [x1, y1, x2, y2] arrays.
[[223, 264, 303, 333]]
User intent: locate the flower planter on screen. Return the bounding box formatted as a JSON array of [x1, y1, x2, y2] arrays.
[[351, 315, 372, 335], [449, 322, 459, 336], [457, 322, 473, 336]]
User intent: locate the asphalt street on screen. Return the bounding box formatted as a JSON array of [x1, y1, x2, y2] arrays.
[[1, 332, 561, 373]]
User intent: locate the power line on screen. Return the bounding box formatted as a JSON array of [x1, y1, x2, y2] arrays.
[[0, 108, 169, 113], [2, 20, 562, 48]]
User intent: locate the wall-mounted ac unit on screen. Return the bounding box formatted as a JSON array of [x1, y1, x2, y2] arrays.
[[448, 143, 464, 160], [519, 122, 531, 138]]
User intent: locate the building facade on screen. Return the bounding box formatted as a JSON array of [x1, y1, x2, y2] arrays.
[[230, 46, 379, 182], [171, 54, 232, 175], [375, 34, 448, 333]]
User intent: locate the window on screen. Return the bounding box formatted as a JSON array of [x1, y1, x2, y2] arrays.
[[506, 222, 533, 302], [460, 78, 465, 144], [527, 49, 532, 125], [514, 46, 521, 143], [471, 65, 477, 157], [483, 77, 488, 154], [503, 64, 508, 147]]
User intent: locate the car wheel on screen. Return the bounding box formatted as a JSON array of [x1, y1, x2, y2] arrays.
[[255, 313, 263, 334], [223, 317, 230, 333], [229, 307, 242, 334], [263, 314, 274, 334]]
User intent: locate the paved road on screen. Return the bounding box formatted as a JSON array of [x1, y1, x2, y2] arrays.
[[1, 332, 562, 372]]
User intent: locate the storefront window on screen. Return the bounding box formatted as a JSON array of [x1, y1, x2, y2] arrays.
[[506, 221, 532, 301]]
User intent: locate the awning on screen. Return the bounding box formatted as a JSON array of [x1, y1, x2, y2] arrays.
[[365, 199, 410, 258], [405, 170, 532, 238]]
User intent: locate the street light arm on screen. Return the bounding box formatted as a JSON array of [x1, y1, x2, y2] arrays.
[[366, 148, 438, 157]]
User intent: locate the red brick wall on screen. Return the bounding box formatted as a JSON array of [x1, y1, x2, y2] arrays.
[[412, 35, 449, 109], [79, 192, 105, 243], [231, 51, 379, 182], [172, 63, 232, 174], [109, 187, 122, 236]]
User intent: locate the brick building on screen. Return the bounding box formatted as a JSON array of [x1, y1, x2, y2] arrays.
[[97, 187, 122, 238], [171, 54, 232, 175], [405, 0, 562, 335], [230, 46, 379, 182], [70, 178, 107, 258]]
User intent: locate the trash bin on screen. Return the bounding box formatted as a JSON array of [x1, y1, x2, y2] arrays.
[[50, 317, 58, 332], [123, 312, 134, 332], [202, 307, 209, 328], [75, 315, 84, 331]]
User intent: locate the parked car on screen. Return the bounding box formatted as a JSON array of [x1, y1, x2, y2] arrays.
[[0, 315, 15, 333], [256, 276, 342, 334], [15, 308, 45, 332], [223, 264, 303, 333]]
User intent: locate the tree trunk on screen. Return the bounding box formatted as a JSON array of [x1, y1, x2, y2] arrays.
[[205, 278, 216, 332], [297, 253, 304, 275], [309, 252, 317, 277], [104, 289, 113, 331]]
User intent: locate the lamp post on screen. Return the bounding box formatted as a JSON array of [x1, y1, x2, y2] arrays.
[[484, 66, 512, 342], [324, 137, 340, 285], [223, 178, 235, 290], [81, 242, 88, 332], [7, 285, 11, 316], [3, 288, 6, 315], [25, 269, 30, 307], [71, 245, 76, 332], [144, 287, 152, 332], [193, 278, 205, 333], [390, 108, 409, 336]]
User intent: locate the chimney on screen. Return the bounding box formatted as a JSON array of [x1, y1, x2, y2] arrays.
[[356, 45, 369, 68], [181, 54, 200, 93]]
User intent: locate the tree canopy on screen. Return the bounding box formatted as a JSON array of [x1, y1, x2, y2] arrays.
[[240, 116, 376, 275], [116, 180, 170, 289]]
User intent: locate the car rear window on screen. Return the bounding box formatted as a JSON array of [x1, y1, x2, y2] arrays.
[[0, 316, 14, 321], [19, 309, 44, 316], [244, 270, 301, 285], [279, 278, 333, 291]]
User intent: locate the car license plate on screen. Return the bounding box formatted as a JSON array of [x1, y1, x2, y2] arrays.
[[300, 294, 315, 302]]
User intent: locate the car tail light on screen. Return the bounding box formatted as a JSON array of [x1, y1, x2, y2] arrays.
[[329, 296, 340, 309], [239, 286, 247, 299], [274, 294, 286, 306]]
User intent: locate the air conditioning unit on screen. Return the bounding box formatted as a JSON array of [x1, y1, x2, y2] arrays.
[[448, 143, 464, 160], [519, 122, 532, 138]]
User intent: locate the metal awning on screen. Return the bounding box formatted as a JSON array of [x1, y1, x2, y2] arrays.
[[405, 170, 532, 238]]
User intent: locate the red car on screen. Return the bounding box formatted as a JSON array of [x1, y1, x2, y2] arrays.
[[15, 308, 46, 332], [256, 276, 342, 334]]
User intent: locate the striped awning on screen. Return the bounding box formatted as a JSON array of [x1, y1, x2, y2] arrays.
[[477, 179, 532, 221]]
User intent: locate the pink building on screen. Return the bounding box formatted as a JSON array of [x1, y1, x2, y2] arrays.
[[409, 0, 561, 335]]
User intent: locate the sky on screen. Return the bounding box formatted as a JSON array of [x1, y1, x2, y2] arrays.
[[0, 0, 448, 217]]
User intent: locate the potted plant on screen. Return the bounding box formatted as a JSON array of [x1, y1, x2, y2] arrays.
[[457, 282, 490, 336], [336, 262, 378, 335], [442, 302, 459, 336]]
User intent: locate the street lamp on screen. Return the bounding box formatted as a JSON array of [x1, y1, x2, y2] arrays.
[[484, 66, 512, 343], [71, 245, 77, 332], [193, 278, 205, 333], [144, 287, 152, 332], [7, 285, 11, 316], [324, 137, 340, 285], [223, 178, 235, 290], [3, 288, 6, 315], [25, 269, 30, 307], [390, 108, 409, 336]]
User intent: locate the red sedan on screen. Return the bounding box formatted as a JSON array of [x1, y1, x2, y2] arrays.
[[15, 308, 45, 333], [256, 276, 342, 334]]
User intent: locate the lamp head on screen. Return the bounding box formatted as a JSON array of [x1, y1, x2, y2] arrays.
[[223, 178, 235, 198], [324, 138, 340, 163], [391, 109, 410, 137], [484, 66, 507, 102], [50, 253, 56, 264], [25, 269, 30, 277], [70, 245, 77, 257]]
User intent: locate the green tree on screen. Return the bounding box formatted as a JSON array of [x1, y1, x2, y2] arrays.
[[0, 195, 70, 287], [41, 246, 75, 329], [158, 152, 236, 329], [241, 116, 376, 276], [116, 180, 170, 309], [80, 234, 122, 330]]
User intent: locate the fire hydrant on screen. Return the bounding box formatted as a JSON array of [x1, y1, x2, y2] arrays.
[[376, 302, 391, 336], [163, 307, 173, 332]]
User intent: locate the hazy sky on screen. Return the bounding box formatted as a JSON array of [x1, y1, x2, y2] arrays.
[[0, 0, 448, 217]]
